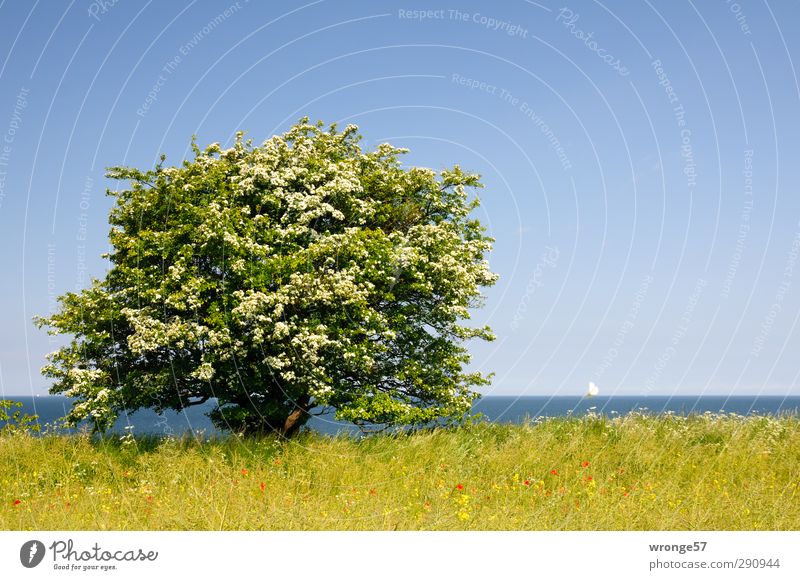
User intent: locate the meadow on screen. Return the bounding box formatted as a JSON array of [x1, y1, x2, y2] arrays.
[[1, 411, 799, 530]]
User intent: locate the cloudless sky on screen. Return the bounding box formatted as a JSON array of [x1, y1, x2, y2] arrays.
[[1, 0, 799, 397]]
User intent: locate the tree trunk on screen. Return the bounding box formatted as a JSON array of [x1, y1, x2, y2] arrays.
[[282, 396, 310, 437]]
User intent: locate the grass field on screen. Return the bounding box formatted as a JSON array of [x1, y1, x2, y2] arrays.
[[1, 412, 799, 530]]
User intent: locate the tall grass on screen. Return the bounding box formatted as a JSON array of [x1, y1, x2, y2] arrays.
[[1, 412, 798, 530]]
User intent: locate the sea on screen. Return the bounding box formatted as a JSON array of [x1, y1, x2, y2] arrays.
[[2, 395, 799, 437]]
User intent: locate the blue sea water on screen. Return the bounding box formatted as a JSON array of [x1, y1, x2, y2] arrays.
[[2, 395, 799, 437]]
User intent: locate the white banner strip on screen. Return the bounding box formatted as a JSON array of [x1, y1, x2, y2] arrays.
[[2, 531, 798, 579]]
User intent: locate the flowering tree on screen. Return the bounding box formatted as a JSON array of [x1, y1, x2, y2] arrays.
[[35, 120, 497, 436]]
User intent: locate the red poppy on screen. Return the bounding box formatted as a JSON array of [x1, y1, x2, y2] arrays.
[[13, 499, 21, 506], [423, 502, 431, 509], [456, 484, 464, 491], [146, 495, 153, 503], [581, 461, 590, 468], [523, 479, 531, 486], [369, 489, 377, 496], [260, 482, 266, 492], [241, 469, 249, 476], [274, 458, 282, 466], [550, 469, 559, 476], [587, 476, 593, 481]]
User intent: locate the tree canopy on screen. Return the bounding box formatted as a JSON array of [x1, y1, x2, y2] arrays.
[[35, 120, 498, 435]]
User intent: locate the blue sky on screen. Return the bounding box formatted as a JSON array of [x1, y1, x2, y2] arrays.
[[1, 0, 799, 397]]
